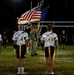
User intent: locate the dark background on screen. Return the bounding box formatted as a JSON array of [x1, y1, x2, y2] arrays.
[[1, 0, 74, 27], [0, 0, 74, 44]]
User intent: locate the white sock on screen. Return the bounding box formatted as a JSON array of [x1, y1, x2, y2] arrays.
[[18, 67, 21, 72], [21, 67, 24, 72]]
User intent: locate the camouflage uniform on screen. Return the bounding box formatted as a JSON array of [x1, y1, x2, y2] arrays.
[[30, 26, 38, 56], [37, 28, 41, 47]]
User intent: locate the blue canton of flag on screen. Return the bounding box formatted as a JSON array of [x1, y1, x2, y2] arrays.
[[41, 8, 48, 21]]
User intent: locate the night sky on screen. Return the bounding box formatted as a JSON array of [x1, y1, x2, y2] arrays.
[[0, 0, 74, 28], [0, 0, 74, 44]]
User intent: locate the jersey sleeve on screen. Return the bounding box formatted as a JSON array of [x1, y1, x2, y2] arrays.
[[25, 33, 29, 40], [41, 34, 45, 40], [12, 33, 16, 41], [0, 35, 2, 41], [54, 33, 58, 40]]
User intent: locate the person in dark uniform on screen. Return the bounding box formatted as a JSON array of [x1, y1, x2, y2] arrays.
[[60, 30, 67, 49], [2, 31, 8, 50]]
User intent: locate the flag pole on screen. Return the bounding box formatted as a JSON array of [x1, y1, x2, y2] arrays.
[[31, 1, 32, 9]]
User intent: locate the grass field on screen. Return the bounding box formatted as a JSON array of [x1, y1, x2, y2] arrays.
[[0, 45, 74, 75]]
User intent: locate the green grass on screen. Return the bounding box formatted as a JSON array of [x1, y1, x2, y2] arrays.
[[0, 45, 74, 75]]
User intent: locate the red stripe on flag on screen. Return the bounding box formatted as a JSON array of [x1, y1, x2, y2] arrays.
[[26, 10, 34, 20], [18, 6, 42, 24], [23, 11, 30, 19], [28, 10, 36, 20]]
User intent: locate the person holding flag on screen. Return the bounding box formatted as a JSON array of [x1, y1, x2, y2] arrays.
[[30, 24, 38, 56], [41, 24, 59, 75], [12, 24, 29, 74], [36, 22, 42, 47]]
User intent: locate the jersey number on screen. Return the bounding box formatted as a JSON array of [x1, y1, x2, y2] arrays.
[[18, 36, 24, 43], [45, 36, 54, 43]]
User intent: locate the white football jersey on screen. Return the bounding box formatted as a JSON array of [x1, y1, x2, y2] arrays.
[[12, 31, 28, 45], [0, 34, 2, 41], [41, 31, 58, 47]]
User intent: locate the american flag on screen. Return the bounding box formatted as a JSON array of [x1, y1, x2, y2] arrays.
[[18, 6, 42, 24]]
